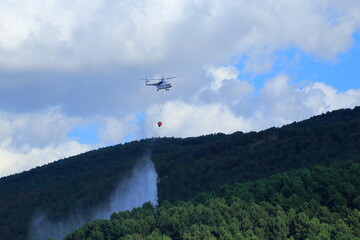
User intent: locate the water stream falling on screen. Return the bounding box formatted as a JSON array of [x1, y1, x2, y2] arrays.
[[30, 156, 158, 240]]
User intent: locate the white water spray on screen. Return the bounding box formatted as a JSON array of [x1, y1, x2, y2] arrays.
[[94, 158, 158, 219], [30, 156, 158, 240]]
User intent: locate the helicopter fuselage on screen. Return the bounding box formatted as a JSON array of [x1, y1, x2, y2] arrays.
[[146, 81, 172, 91]]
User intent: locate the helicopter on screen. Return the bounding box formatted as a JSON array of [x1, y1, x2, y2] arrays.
[[140, 76, 179, 91]]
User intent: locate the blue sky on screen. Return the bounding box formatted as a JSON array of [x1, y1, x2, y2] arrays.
[[298, 40, 360, 91], [1, 0, 360, 177], [238, 33, 360, 92], [68, 124, 100, 144]]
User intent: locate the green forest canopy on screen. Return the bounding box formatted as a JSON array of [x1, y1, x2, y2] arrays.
[[65, 161, 360, 240]]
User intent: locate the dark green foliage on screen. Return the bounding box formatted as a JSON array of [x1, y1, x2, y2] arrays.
[[65, 161, 360, 240], [155, 107, 360, 202], [2, 107, 360, 240]]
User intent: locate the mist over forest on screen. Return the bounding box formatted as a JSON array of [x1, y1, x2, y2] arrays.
[[29, 157, 158, 240]]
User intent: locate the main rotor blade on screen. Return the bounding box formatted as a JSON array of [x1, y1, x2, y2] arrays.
[[140, 78, 163, 81], [163, 75, 185, 80], [139, 78, 158, 81], [140, 75, 185, 81]]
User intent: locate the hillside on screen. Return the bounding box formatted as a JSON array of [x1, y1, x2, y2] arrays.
[[64, 161, 360, 239], [1, 107, 360, 240]]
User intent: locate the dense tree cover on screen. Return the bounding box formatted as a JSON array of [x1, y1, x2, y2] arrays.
[[155, 108, 360, 202], [0, 135, 227, 240], [65, 161, 360, 240], [1, 107, 360, 240]]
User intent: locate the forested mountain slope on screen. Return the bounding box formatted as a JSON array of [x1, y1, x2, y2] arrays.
[[154, 107, 360, 202], [1, 107, 360, 240], [65, 161, 360, 240]]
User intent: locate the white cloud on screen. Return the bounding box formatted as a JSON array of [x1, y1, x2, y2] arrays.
[[141, 70, 360, 139], [205, 65, 240, 91], [0, 141, 90, 178], [0, 0, 359, 70], [0, 108, 92, 177], [97, 115, 140, 145], [145, 101, 252, 138], [193, 65, 253, 104], [262, 74, 293, 97], [254, 75, 360, 128], [2, 72, 360, 177], [0, 107, 78, 149], [0, 108, 144, 177], [302, 82, 360, 114]]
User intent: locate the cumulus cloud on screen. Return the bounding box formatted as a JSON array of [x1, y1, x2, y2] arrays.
[[0, 0, 358, 119], [302, 82, 360, 114], [252, 73, 360, 128], [0, 0, 359, 70], [2, 71, 360, 177], [0, 107, 147, 177], [140, 69, 360, 139], [145, 101, 251, 137], [0, 141, 90, 178], [97, 114, 142, 145], [0, 107, 78, 149], [0, 108, 93, 177], [205, 65, 240, 91], [0, 0, 359, 120]]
